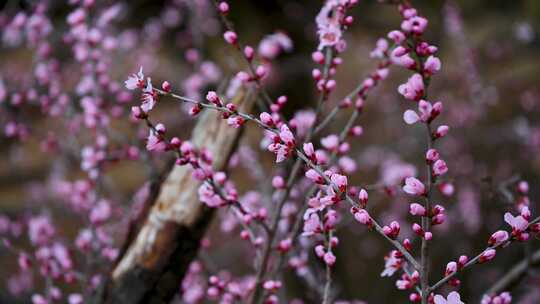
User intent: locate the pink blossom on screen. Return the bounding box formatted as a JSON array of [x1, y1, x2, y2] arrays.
[[306, 169, 323, 184], [141, 79, 156, 113], [409, 203, 426, 216], [218, 2, 229, 14], [258, 32, 293, 59], [330, 173, 347, 192], [479, 249, 496, 263], [370, 38, 388, 59], [381, 250, 402, 277], [424, 55, 441, 75], [433, 159, 448, 176], [279, 124, 295, 146], [398, 73, 424, 101], [68, 294, 83, 304], [403, 177, 426, 196], [223, 31, 237, 44], [227, 116, 245, 128], [302, 211, 321, 236], [90, 200, 111, 225], [488, 230, 509, 246], [32, 294, 48, 304], [403, 110, 420, 124], [358, 189, 368, 206], [426, 149, 440, 162], [146, 131, 167, 152], [28, 215, 55, 245], [388, 30, 406, 44], [324, 251, 336, 266], [124, 66, 144, 90], [353, 209, 372, 226], [321, 134, 339, 151], [435, 125, 449, 138], [445, 261, 457, 276], [504, 212, 528, 232], [433, 291, 464, 304], [401, 16, 428, 35]]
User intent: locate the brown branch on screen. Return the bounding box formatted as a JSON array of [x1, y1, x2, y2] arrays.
[[483, 249, 540, 297], [95, 91, 253, 304]]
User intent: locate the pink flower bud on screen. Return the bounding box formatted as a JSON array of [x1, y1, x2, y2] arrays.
[[312, 69, 322, 80], [260, 112, 274, 126], [312, 51, 325, 64], [409, 203, 426, 216], [445, 261, 457, 276], [206, 91, 220, 104], [458, 255, 468, 268], [438, 182, 454, 196], [330, 173, 348, 192], [351, 125, 363, 136], [479, 249, 496, 263], [315, 245, 325, 257], [256, 65, 267, 78], [488, 230, 509, 246], [218, 1, 229, 14], [412, 223, 424, 236], [432, 159, 448, 176], [305, 169, 324, 184], [358, 188, 368, 206], [324, 251, 336, 266], [278, 238, 292, 252], [424, 56, 441, 75], [325, 79, 336, 91], [396, 240, 409, 253], [431, 213, 445, 225], [424, 231, 433, 240], [425, 149, 439, 162], [161, 81, 171, 92], [223, 31, 237, 44], [388, 30, 406, 44], [353, 209, 372, 227], [517, 181, 529, 194], [244, 45, 254, 60], [272, 176, 285, 189], [403, 177, 426, 196], [435, 125, 449, 138]]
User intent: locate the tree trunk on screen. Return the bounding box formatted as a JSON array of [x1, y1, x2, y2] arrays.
[[96, 91, 252, 304]]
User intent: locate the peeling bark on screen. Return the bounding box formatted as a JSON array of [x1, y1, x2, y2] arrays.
[[97, 92, 252, 304]]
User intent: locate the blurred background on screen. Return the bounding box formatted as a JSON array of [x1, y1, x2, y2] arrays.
[[1, 0, 540, 303]]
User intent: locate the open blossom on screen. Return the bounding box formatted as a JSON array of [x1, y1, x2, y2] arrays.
[[380, 250, 402, 277], [434, 291, 464, 304], [504, 212, 528, 233], [125, 66, 144, 90], [141, 78, 156, 113], [315, 0, 347, 50], [401, 16, 428, 35], [398, 73, 424, 101], [403, 177, 426, 196]]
